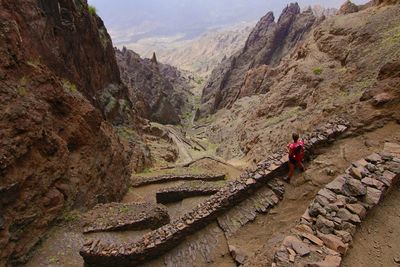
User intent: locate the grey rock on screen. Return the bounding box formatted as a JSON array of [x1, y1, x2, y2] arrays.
[[337, 208, 361, 224], [343, 177, 367, 196]]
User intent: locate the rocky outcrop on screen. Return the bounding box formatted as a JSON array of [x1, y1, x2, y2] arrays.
[[199, 3, 316, 116], [115, 47, 191, 125], [338, 0, 359, 14], [273, 150, 400, 266], [0, 0, 146, 265]]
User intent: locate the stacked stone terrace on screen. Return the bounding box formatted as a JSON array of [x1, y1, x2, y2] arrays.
[[82, 203, 170, 234], [273, 149, 400, 266], [80, 118, 350, 267], [131, 174, 226, 187], [156, 182, 221, 204]]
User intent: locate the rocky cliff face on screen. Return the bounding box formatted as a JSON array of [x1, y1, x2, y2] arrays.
[[199, 1, 400, 163], [200, 3, 316, 116], [116, 47, 191, 125], [0, 0, 146, 265]]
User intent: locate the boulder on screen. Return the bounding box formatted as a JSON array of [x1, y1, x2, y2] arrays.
[[338, 0, 359, 14]]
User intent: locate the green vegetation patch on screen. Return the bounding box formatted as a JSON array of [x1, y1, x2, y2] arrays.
[[62, 210, 81, 222], [118, 206, 130, 213], [105, 96, 117, 114], [88, 5, 97, 16], [116, 126, 141, 142], [16, 76, 29, 96], [312, 66, 323, 75], [62, 79, 78, 93], [195, 77, 204, 85], [26, 59, 41, 69]]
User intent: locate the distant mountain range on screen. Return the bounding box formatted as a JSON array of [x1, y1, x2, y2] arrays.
[[128, 23, 254, 77], [89, 0, 368, 48]]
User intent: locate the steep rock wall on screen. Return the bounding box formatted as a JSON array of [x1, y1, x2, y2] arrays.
[[200, 3, 316, 116], [116, 47, 191, 125], [0, 0, 145, 264]]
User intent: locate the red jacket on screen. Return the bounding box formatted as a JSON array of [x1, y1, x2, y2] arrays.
[[288, 140, 304, 161]]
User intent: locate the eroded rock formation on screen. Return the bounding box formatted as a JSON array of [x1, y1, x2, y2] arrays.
[[200, 3, 316, 116], [115, 47, 192, 125]]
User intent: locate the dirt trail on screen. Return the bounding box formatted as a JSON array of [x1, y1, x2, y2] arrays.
[[165, 126, 194, 164]]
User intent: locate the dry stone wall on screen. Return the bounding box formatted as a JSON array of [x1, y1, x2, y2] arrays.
[[80, 119, 350, 267], [273, 150, 400, 267], [131, 174, 226, 187], [82, 203, 170, 234], [156, 184, 220, 204]]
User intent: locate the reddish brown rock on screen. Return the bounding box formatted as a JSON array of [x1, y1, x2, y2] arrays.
[[115, 48, 191, 124], [361, 177, 385, 190], [317, 232, 348, 254], [0, 0, 147, 264], [300, 232, 324, 246], [364, 186, 383, 205], [366, 153, 382, 163], [346, 203, 367, 219], [282, 236, 311, 257], [338, 0, 359, 14]]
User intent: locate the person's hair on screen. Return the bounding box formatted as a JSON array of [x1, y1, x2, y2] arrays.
[[292, 133, 299, 142]]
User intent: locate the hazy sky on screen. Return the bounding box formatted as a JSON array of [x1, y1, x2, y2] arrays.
[[88, 0, 368, 46]]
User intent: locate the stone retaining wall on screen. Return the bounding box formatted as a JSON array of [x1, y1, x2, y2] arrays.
[[273, 150, 400, 267], [131, 174, 226, 187], [156, 185, 220, 204], [82, 203, 170, 234], [80, 119, 350, 267]]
